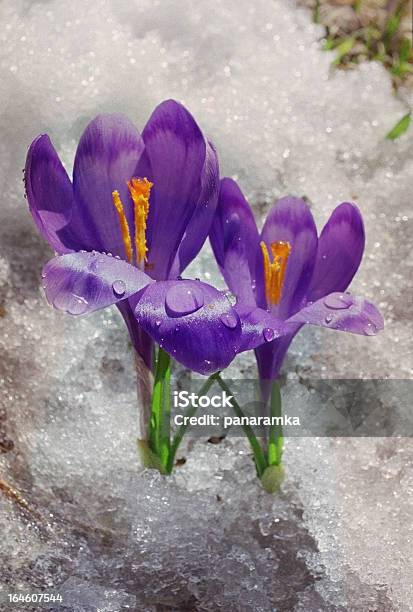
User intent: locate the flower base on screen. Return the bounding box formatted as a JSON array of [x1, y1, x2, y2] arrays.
[[260, 464, 284, 494], [137, 439, 167, 474]]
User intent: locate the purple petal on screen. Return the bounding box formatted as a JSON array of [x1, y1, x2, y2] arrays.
[[71, 114, 144, 257], [254, 330, 301, 399], [25, 134, 77, 253], [117, 300, 154, 370], [260, 197, 318, 318], [235, 304, 285, 352], [133, 280, 241, 374], [138, 100, 208, 279], [286, 292, 384, 336], [169, 140, 220, 278], [307, 202, 365, 302], [210, 178, 261, 306], [42, 252, 152, 315]]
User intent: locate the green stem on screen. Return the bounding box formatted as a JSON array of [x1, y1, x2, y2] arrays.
[[148, 347, 171, 467], [167, 373, 219, 473], [267, 380, 283, 466], [215, 374, 267, 478]]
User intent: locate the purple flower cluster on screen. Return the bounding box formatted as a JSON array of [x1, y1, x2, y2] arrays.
[[26, 99, 383, 379]]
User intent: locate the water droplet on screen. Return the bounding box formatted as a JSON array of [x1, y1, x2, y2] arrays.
[[51, 292, 87, 315], [325, 315, 333, 324], [223, 290, 237, 306], [364, 322, 377, 336], [90, 257, 105, 272], [323, 294, 352, 310], [220, 313, 238, 329], [263, 327, 275, 342], [165, 284, 204, 317], [52, 293, 68, 310], [155, 319, 162, 328], [112, 279, 126, 297], [67, 295, 88, 315]]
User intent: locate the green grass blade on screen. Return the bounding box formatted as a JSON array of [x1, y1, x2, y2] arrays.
[[386, 112, 411, 140]]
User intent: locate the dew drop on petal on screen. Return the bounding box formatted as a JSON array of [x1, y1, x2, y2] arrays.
[[165, 284, 204, 317], [364, 322, 377, 336], [325, 315, 333, 324], [220, 312, 238, 329], [263, 327, 275, 342], [52, 292, 71, 312], [155, 319, 162, 328], [67, 295, 88, 315], [323, 293, 353, 310], [223, 290, 237, 306], [112, 279, 126, 297], [90, 257, 104, 272]]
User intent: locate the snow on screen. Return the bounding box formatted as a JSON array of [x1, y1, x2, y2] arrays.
[[0, 0, 412, 609]]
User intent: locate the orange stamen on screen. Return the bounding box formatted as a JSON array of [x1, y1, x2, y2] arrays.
[[127, 177, 153, 268], [260, 240, 291, 305], [112, 190, 133, 263]]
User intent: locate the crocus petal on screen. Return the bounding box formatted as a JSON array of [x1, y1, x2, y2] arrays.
[[234, 304, 285, 352], [286, 292, 384, 336], [254, 329, 301, 399], [133, 280, 241, 374], [117, 300, 154, 370], [169, 140, 220, 278], [71, 114, 144, 257], [25, 134, 77, 253], [307, 202, 365, 302], [137, 100, 208, 279], [42, 252, 153, 315], [260, 197, 318, 318], [210, 178, 261, 306]]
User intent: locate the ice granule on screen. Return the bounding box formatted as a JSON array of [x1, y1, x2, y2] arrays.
[[0, 0, 412, 610]]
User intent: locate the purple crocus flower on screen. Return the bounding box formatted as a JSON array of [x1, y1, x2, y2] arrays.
[[25, 100, 222, 370], [210, 178, 384, 395]]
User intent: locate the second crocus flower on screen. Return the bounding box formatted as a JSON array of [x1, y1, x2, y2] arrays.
[[210, 177, 383, 392]]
